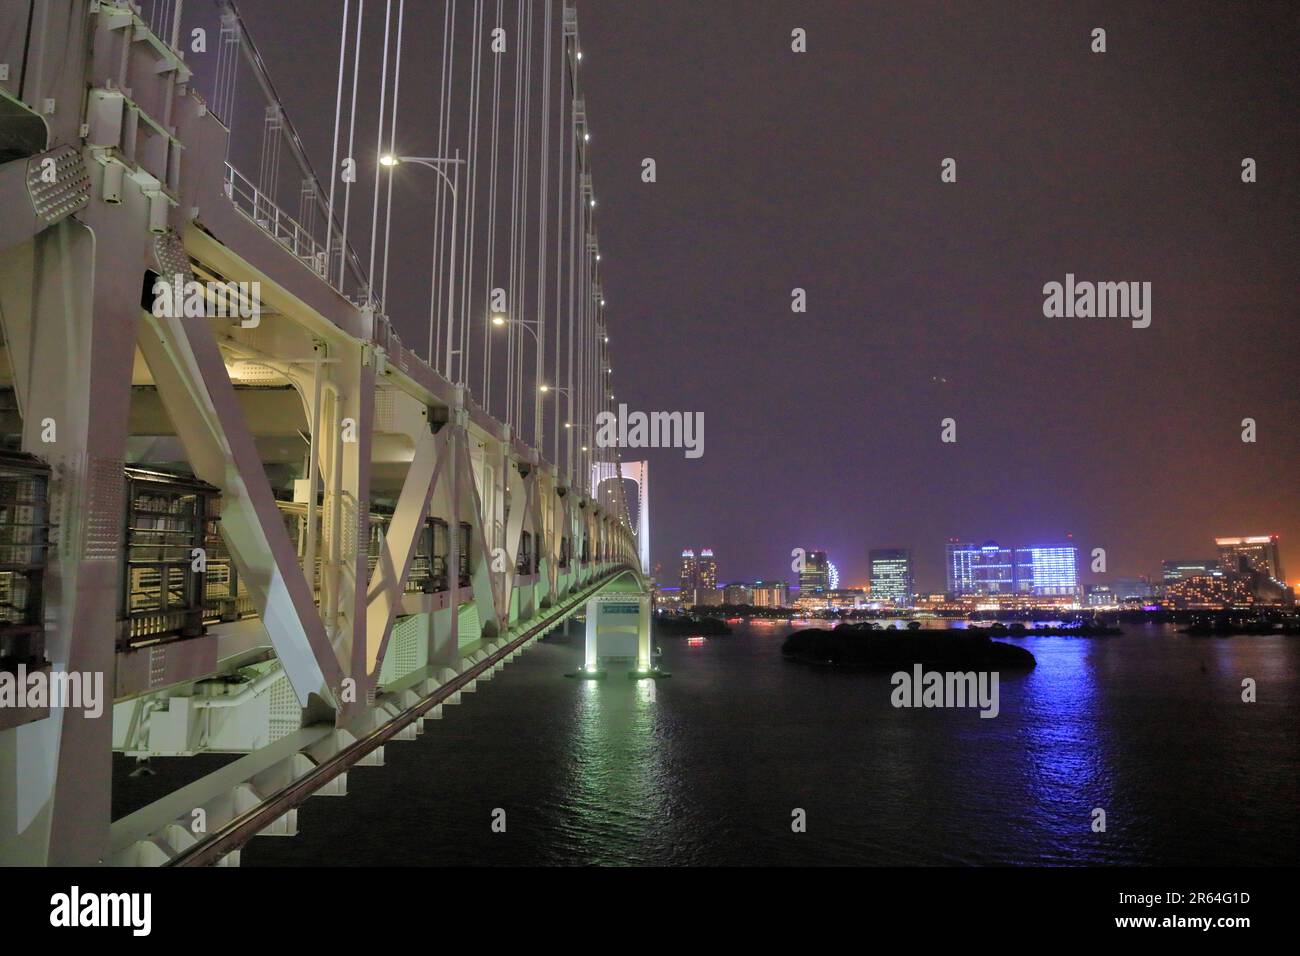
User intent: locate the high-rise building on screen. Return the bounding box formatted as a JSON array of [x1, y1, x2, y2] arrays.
[[869, 548, 914, 604], [946, 540, 1015, 595], [697, 549, 718, 589], [1215, 535, 1285, 583], [799, 549, 829, 594], [1162, 559, 1219, 584], [679, 549, 697, 593], [1164, 569, 1250, 608], [1015, 543, 1080, 597], [946, 539, 1078, 598], [751, 581, 790, 607]]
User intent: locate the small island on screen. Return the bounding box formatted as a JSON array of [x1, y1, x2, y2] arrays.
[[781, 625, 1036, 669]]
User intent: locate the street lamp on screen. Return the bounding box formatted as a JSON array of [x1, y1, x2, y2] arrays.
[[380, 152, 465, 380], [490, 316, 548, 447]]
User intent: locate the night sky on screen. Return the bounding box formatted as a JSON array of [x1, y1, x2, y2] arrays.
[[233, 1, 1299, 590]]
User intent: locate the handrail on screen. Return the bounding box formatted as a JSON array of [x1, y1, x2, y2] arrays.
[[223, 162, 367, 296], [167, 565, 638, 866]]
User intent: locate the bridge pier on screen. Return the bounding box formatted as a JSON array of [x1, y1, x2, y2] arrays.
[[581, 591, 661, 678]]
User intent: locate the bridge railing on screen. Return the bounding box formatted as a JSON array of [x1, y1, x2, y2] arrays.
[[223, 164, 338, 286]]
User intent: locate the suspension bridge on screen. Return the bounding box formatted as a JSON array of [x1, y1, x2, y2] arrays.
[[0, 0, 651, 866]]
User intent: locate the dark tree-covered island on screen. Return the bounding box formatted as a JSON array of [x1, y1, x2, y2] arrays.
[[782, 626, 1037, 669]]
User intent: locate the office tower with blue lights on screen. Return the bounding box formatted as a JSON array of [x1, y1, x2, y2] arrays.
[[1015, 543, 1080, 597], [946, 539, 1079, 599]]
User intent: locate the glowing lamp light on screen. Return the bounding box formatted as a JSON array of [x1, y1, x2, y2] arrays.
[[491, 315, 506, 326], [379, 154, 399, 167]]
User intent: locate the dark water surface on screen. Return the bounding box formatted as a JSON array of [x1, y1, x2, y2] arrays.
[[245, 621, 1299, 866]]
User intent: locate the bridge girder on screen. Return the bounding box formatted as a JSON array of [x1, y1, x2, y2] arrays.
[[0, 0, 644, 866]]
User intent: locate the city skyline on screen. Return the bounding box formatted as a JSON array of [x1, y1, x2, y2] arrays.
[[665, 529, 1292, 596]]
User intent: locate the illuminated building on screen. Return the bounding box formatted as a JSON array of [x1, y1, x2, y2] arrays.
[[697, 549, 718, 589], [1085, 584, 1116, 607], [946, 539, 1079, 599], [946, 540, 1015, 595], [1215, 535, 1285, 583], [1162, 559, 1219, 584], [799, 549, 830, 594], [827, 589, 867, 609], [869, 548, 914, 604], [1015, 544, 1080, 598], [1164, 570, 1251, 609], [679, 549, 697, 592], [751, 581, 790, 607]]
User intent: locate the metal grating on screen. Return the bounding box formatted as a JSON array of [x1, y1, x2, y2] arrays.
[[457, 604, 480, 648], [393, 615, 421, 677], [27, 146, 91, 225], [83, 457, 125, 561], [266, 671, 301, 742], [373, 389, 395, 433], [152, 230, 194, 285]]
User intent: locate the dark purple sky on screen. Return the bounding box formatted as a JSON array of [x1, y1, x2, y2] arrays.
[[233, 1, 1299, 591]]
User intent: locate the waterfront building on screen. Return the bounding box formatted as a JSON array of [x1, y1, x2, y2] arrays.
[[1215, 535, 1285, 583], [653, 587, 683, 610], [946, 539, 1079, 600], [679, 549, 697, 592], [799, 549, 830, 594], [1162, 559, 1219, 584], [946, 540, 1016, 594], [826, 589, 867, 610], [1085, 584, 1116, 607], [751, 581, 790, 607], [698, 549, 718, 590], [1164, 570, 1249, 609], [1015, 543, 1080, 598], [869, 548, 914, 605]]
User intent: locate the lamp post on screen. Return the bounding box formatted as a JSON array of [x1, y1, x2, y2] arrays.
[[490, 314, 549, 451], [565, 422, 593, 494], [380, 152, 465, 380]]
